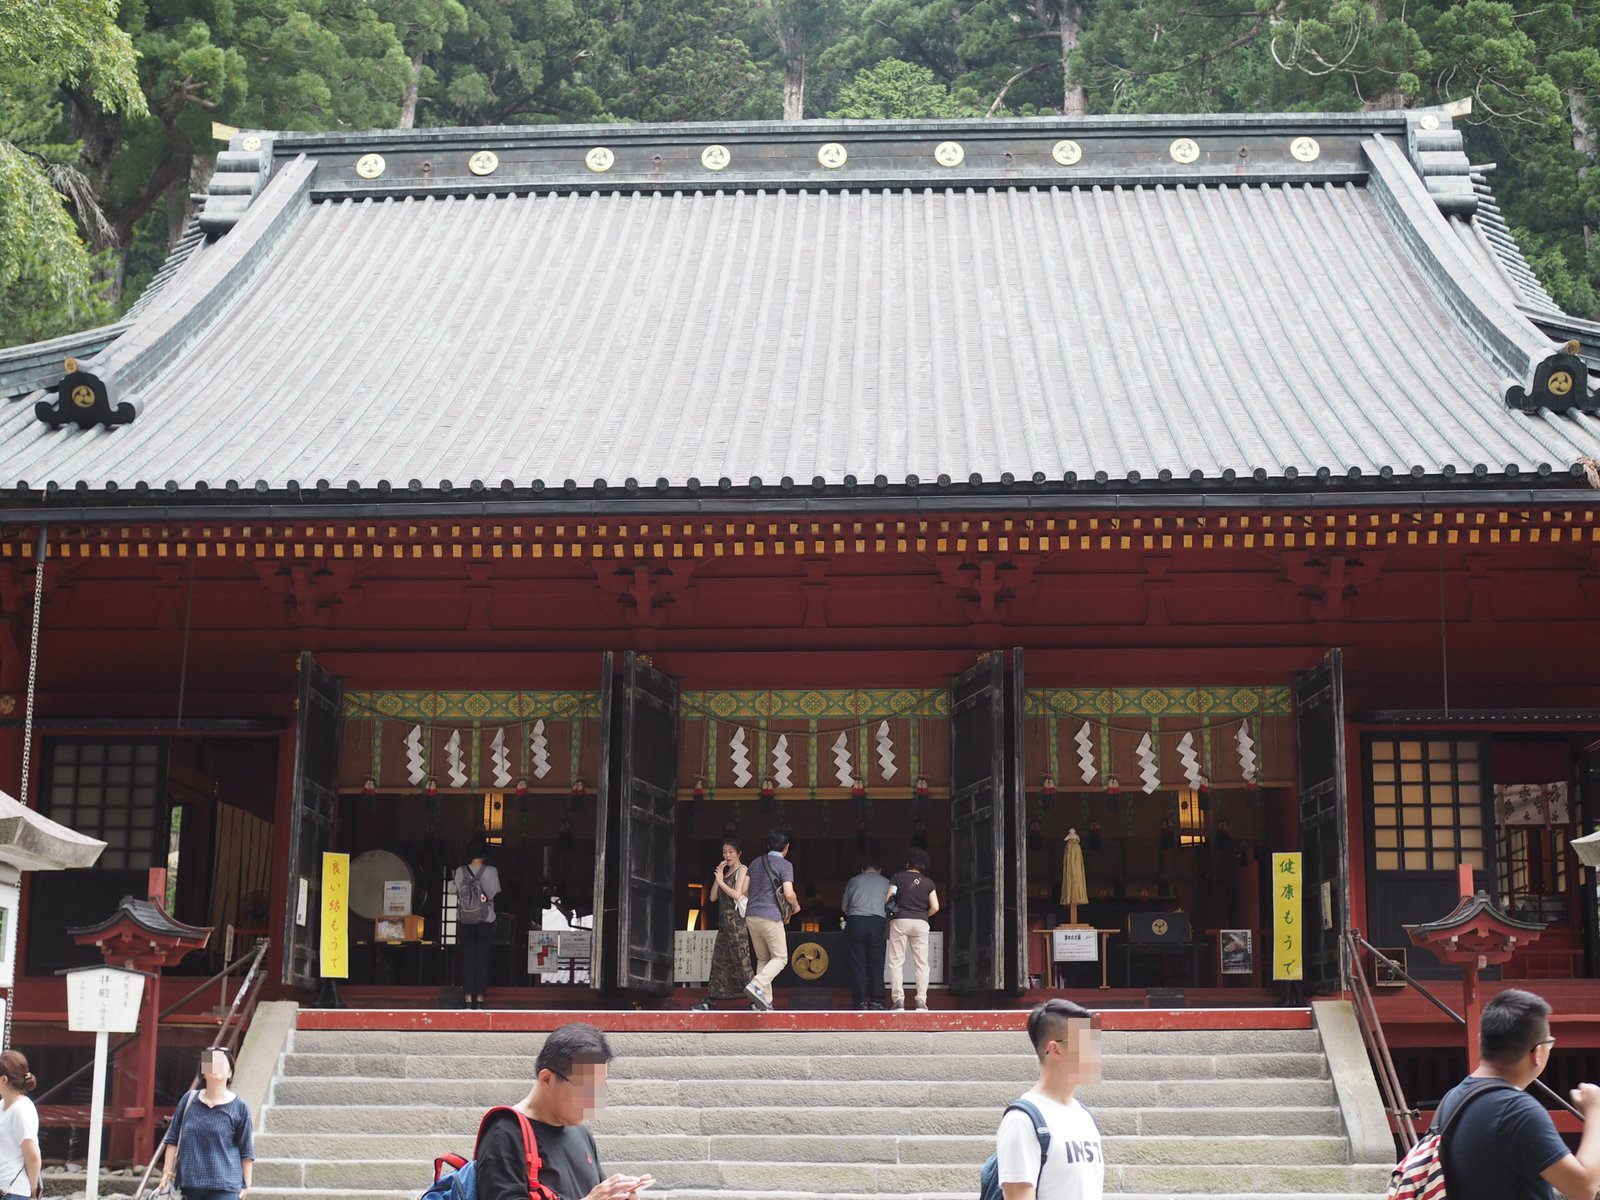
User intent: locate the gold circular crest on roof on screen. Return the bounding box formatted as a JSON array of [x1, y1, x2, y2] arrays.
[[1418, 113, 1441, 131], [1169, 138, 1200, 164], [468, 150, 500, 176], [701, 144, 732, 171], [585, 147, 615, 173], [1052, 139, 1083, 166], [818, 142, 848, 169], [791, 942, 829, 980], [242, 135, 262, 152], [355, 153, 386, 180], [71, 385, 95, 410], [934, 140, 965, 167], [1290, 136, 1320, 163], [1548, 371, 1575, 397]]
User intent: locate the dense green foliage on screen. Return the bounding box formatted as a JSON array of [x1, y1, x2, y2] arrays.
[[4, 0, 1599, 346]]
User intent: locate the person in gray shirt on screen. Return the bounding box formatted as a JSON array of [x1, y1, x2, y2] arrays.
[[842, 854, 893, 1010]]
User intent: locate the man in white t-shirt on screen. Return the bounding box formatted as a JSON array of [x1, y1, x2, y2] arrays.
[[996, 998, 1104, 1200]]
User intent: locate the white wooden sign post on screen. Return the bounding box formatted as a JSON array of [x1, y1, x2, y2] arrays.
[[65, 966, 146, 1200]]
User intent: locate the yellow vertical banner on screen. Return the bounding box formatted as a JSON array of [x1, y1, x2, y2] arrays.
[[1272, 852, 1303, 981], [321, 852, 350, 979]]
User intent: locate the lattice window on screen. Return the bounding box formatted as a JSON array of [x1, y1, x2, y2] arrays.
[[1368, 738, 1486, 872], [439, 867, 458, 947], [45, 740, 165, 870]]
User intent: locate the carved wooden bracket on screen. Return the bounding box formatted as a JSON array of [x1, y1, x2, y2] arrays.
[[253, 562, 360, 628], [593, 562, 696, 628], [1276, 550, 1386, 622], [934, 554, 1039, 622]]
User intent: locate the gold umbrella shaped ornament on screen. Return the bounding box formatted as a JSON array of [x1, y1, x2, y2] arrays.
[[1061, 828, 1089, 926]]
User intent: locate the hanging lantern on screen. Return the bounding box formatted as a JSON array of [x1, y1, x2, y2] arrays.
[[1105, 771, 1121, 810], [1245, 773, 1260, 810], [363, 776, 376, 797], [569, 776, 586, 814], [424, 776, 438, 797], [516, 777, 529, 797], [760, 777, 775, 811], [851, 780, 867, 812], [1041, 773, 1056, 811], [693, 776, 706, 803], [912, 775, 929, 822], [1086, 820, 1103, 852], [1197, 776, 1212, 812], [1160, 818, 1176, 850]]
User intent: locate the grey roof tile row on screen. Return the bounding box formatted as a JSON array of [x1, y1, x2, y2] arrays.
[[2, 124, 1596, 499]]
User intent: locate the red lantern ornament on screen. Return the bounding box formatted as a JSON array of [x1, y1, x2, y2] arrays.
[[761, 778, 775, 803], [516, 777, 529, 796], [1042, 774, 1056, 800], [1105, 771, 1122, 810], [571, 777, 586, 802], [1197, 776, 1212, 812], [915, 776, 929, 801], [424, 776, 438, 797], [693, 776, 706, 803], [363, 776, 376, 796]]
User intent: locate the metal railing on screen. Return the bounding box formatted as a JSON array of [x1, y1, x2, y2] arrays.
[[1345, 929, 1584, 1151], [127, 939, 272, 1200]]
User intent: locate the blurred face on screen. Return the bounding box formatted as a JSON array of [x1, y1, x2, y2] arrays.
[[201, 1050, 231, 1085], [1045, 1016, 1103, 1086], [542, 1059, 608, 1125]]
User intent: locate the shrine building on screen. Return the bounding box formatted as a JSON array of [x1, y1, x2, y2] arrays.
[[1, 111, 1599, 1115]]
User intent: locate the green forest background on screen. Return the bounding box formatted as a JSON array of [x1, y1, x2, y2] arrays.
[[4, 0, 1599, 349]]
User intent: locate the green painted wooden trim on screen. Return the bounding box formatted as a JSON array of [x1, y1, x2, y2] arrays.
[[1025, 686, 1292, 718], [344, 690, 600, 721], [681, 689, 948, 721]]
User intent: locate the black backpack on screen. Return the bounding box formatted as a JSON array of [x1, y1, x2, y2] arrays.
[[978, 1098, 1050, 1200]]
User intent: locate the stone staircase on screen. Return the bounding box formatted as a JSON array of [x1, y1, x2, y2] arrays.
[[249, 1024, 1394, 1200]]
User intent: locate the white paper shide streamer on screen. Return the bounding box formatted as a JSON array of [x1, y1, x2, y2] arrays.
[[490, 727, 513, 789], [728, 726, 753, 788], [1176, 731, 1203, 791], [771, 735, 793, 789], [875, 721, 897, 780], [445, 729, 468, 788], [530, 719, 552, 779], [832, 732, 855, 788], [404, 724, 427, 785], [1236, 719, 1258, 782], [1075, 722, 1097, 784], [1136, 732, 1160, 794]]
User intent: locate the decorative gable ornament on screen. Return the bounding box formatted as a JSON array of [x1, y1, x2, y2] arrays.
[[1506, 342, 1597, 414], [36, 359, 137, 429]]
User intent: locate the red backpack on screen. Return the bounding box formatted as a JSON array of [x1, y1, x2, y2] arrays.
[[1387, 1081, 1515, 1200], [423, 1106, 559, 1200]]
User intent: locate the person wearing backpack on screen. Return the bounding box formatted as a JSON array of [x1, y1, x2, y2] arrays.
[[475, 1023, 652, 1200], [454, 838, 502, 1010], [1422, 989, 1600, 1200], [742, 829, 801, 1012], [986, 998, 1103, 1200]]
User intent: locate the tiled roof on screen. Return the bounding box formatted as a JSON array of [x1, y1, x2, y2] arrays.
[[3, 115, 1596, 507]]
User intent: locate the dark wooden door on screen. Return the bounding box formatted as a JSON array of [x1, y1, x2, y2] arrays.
[[948, 654, 1006, 993], [1004, 648, 1028, 993], [282, 651, 342, 989], [592, 652, 679, 994], [1293, 648, 1349, 993]]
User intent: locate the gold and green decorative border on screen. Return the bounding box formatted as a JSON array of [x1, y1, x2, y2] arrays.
[[1026, 687, 1292, 719], [343, 690, 599, 722], [679, 689, 947, 722]]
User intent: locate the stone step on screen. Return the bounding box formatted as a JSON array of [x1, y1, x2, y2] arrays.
[[262, 1104, 1343, 1138], [252, 1159, 1389, 1194], [253, 1132, 1351, 1166], [246, 1192, 1381, 1200], [280, 1051, 1329, 1083], [270, 1077, 1333, 1110], [288, 1029, 1323, 1058]]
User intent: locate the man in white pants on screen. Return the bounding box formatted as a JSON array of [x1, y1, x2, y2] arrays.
[[997, 998, 1104, 1200], [886, 847, 939, 1011]]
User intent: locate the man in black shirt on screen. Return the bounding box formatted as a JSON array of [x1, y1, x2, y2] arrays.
[[476, 1023, 652, 1200], [1435, 989, 1600, 1200]]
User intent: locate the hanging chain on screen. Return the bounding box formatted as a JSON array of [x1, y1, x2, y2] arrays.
[[6, 528, 47, 1053]]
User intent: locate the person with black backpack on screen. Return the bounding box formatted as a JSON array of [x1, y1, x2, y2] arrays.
[[454, 838, 502, 1010], [1412, 989, 1600, 1200], [475, 1023, 652, 1200], [982, 998, 1103, 1200]]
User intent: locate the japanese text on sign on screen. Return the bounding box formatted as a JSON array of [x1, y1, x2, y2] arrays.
[[320, 852, 350, 979], [1272, 852, 1302, 981]]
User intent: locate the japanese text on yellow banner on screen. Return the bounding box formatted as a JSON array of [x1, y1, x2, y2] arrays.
[[1273, 852, 1303, 981], [321, 852, 350, 979]]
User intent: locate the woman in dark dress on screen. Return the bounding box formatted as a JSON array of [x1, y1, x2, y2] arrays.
[[692, 839, 753, 1010]]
